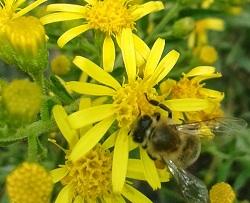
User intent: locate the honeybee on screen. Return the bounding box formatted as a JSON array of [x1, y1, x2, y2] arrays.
[[132, 95, 248, 203]]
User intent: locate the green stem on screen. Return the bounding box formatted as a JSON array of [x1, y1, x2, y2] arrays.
[[27, 134, 38, 162], [31, 71, 47, 94], [145, 3, 182, 43]]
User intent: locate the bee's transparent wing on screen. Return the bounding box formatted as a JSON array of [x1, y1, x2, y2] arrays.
[[174, 117, 248, 136], [164, 159, 208, 203]]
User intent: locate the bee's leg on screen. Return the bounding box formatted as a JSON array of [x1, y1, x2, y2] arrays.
[[144, 93, 172, 118], [147, 151, 157, 160]]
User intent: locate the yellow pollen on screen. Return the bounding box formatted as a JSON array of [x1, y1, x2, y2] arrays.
[[209, 182, 236, 203], [85, 0, 134, 35], [6, 162, 53, 203], [62, 145, 113, 200], [170, 77, 203, 99], [113, 80, 156, 128]]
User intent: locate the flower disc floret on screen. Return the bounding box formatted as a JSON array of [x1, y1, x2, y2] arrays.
[[63, 144, 112, 200], [209, 182, 236, 203], [113, 79, 156, 128], [85, 0, 134, 35], [7, 162, 53, 203]]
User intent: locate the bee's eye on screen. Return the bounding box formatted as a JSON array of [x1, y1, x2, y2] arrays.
[[140, 115, 152, 129]]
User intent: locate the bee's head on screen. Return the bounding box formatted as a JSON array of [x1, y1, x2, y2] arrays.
[[132, 115, 153, 143]]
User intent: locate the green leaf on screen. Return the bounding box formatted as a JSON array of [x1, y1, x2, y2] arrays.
[[48, 75, 73, 104]]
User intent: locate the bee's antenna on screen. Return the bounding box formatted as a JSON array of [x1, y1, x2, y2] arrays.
[[144, 93, 172, 118]]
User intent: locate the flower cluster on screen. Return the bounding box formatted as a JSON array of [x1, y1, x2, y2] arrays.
[[1, 0, 245, 202]]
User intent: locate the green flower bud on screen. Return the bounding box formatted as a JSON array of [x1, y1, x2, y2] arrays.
[[172, 17, 195, 38], [2, 79, 42, 124], [0, 16, 48, 76]]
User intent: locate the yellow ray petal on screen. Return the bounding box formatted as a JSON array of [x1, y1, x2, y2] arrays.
[[112, 129, 129, 193], [131, 1, 164, 21], [122, 184, 152, 203], [50, 167, 68, 183], [150, 50, 180, 86], [73, 196, 83, 203], [157, 168, 170, 182], [68, 104, 115, 129], [58, 24, 90, 47], [40, 12, 84, 25], [66, 81, 115, 96], [144, 38, 165, 78], [127, 159, 170, 182], [52, 105, 78, 147], [14, 0, 47, 18], [121, 28, 136, 82], [127, 159, 145, 180], [47, 3, 86, 13], [140, 147, 161, 190], [103, 195, 126, 203], [188, 31, 196, 48], [73, 56, 121, 90], [133, 33, 150, 62], [198, 18, 225, 31], [164, 99, 209, 111], [199, 88, 224, 100], [102, 131, 118, 150], [192, 72, 222, 83], [185, 66, 215, 77], [55, 184, 74, 203], [103, 36, 115, 72], [70, 116, 115, 162], [79, 98, 92, 109], [92, 97, 109, 106]]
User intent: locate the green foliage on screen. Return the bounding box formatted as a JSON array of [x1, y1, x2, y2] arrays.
[[0, 0, 250, 202]]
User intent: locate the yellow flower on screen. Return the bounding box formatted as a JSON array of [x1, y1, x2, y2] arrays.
[[51, 54, 71, 76], [6, 162, 53, 203], [160, 66, 224, 134], [40, 0, 164, 72], [62, 33, 209, 192], [209, 182, 236, 203], [0, 0, 47, 27], [194, 45, 218, 65], [188, 18, 224, 48], [51, 100, 169, 203], [2, 79, 42, 123]]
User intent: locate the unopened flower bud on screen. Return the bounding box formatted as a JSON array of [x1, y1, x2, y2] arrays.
[[172, 17, 195, 38], [0, 16, 48, 75]]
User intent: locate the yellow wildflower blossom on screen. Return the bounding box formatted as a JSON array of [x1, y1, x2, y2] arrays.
[[63, 33, 209, 192], [209, 182, 236, 203], [40, 0, 164, 72], [51, 99, 169, 203], [160, 66, 224, 130], [188, 18, 225, 48], [187, 18, 224, 64], [0, 0, 47, 27], [6, 162, 53, 203]]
